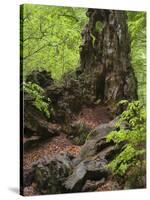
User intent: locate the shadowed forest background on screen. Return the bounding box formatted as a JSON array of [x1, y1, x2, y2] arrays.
[[20, 4, 146, 196]]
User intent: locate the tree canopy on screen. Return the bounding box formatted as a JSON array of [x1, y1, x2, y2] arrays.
[[20, 4, 88, 80]]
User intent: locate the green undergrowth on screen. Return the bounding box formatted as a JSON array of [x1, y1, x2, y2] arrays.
[[23, 82, 53, 118], [106, 100, 146, 177]]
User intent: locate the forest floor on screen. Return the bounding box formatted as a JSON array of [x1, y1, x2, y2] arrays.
[[24, 104, 112, 168], [24, 133, 81, 169], [23, 104, 113, 195]]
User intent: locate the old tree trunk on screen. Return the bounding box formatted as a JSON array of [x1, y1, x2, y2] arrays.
[[78, 9, 137, 103]]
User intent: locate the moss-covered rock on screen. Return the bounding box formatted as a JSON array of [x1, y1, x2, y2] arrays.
[[66, 122, 91, 145]]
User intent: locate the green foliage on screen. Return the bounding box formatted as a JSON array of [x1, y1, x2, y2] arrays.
[[107, 100, 146, 176], [23, 82, 52, 118], [128, 12, 146, 103], [20, 4, 88, 80]]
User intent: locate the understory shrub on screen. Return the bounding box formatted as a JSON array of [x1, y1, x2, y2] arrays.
[[106, 100, 146, 180], [23, 82, 53, 118]]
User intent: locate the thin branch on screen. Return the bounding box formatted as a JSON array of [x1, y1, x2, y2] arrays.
[[59, 14, 79, 22], [22, 37, 68, 60], [22, 43, 51, 60], [21, 24, 55, 43]]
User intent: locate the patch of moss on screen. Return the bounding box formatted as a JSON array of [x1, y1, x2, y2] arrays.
[[95, 21, 104, 33]]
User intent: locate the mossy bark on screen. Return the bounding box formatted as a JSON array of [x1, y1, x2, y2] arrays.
[[78, 9, 138, 103]]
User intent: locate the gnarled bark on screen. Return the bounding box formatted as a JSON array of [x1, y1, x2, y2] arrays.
[[79, 9, 137, 103]]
